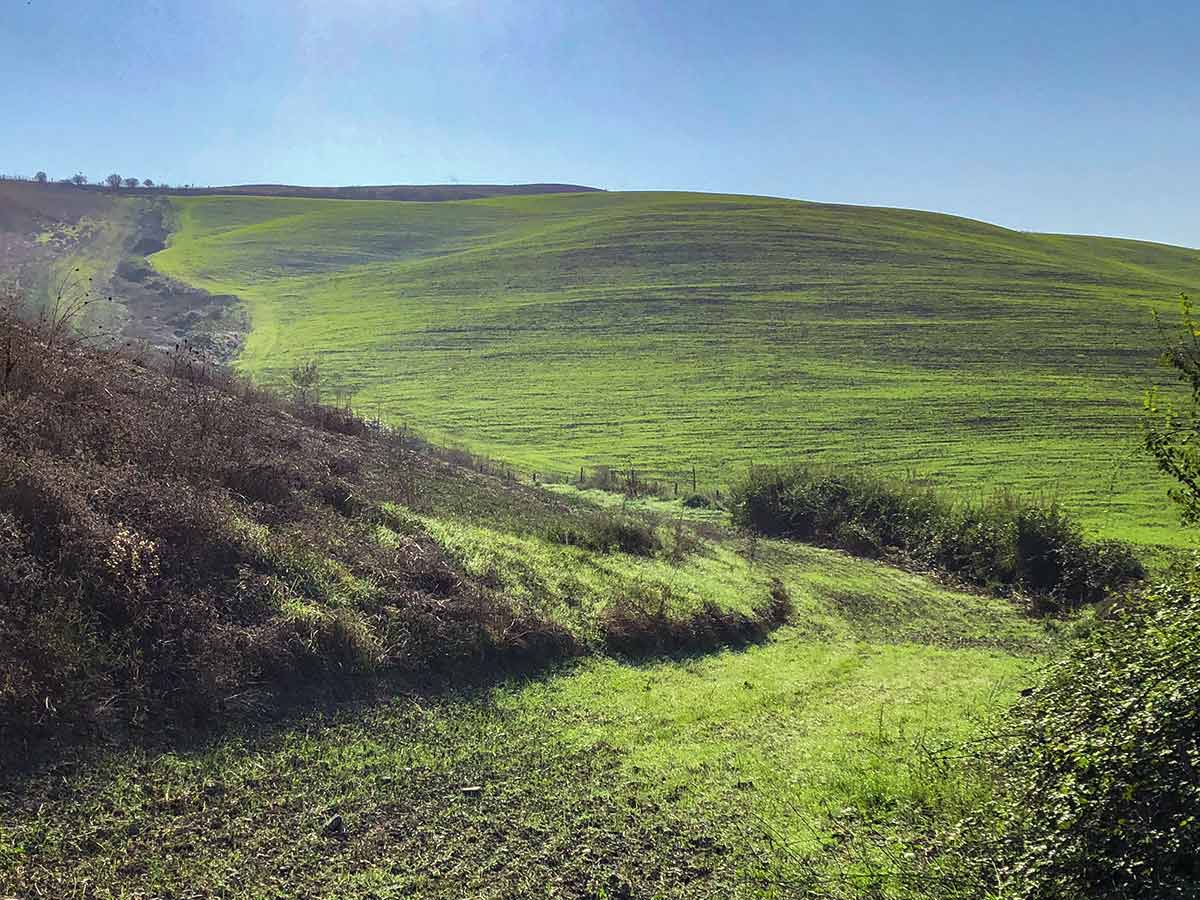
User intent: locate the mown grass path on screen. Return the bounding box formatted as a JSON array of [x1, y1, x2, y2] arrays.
[[2, 537, 1041, 898]]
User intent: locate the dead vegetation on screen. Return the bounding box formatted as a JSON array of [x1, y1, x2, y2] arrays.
[[0, 302, 577, 764], [0, 301, 789, 766]]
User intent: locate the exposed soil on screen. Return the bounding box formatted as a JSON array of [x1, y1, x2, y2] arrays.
[[112, 199, 249, 363]]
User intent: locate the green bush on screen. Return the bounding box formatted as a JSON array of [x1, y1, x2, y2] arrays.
[[987, 571, 1200, 898], [549, 514, 661, 556], [729, 466, 1143, 609], [602, 579, 792, 657]]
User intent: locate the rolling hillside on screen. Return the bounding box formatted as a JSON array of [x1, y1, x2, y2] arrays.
[[149, 191, 1200, 547], [0, 307, 1043, 897]]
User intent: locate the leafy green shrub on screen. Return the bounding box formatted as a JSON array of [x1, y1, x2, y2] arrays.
[[1012, 503, 1093, 602], [1086, 539, 1147, 600], [987, 572, 1200, 898], [922, 501, 1017, 590], [1144, 296, 1200, 525], [730, 466, 1143, 609], [549, 514, 661, 556], [596, 516, 661, 556]]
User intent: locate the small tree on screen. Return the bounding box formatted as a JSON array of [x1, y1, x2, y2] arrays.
[[289, 359, 321, 406], [104, 173, 122, 190], [70, 173, 87, 186], [1145, 296, 1200, 523], [123, 177, 139, 189], [142, 179, 154, 188], [34, 171, 48, 184]]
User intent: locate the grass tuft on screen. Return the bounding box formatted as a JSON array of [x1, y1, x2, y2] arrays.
[[602, 579, 793, 657]]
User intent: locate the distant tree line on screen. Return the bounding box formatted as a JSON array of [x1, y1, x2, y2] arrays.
[[0, 171, 173, 189], [0, 171, 236, 193]]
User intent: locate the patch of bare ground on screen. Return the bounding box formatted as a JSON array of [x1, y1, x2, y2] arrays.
[[112, 200, 249, 362], [116, 270, 248, 363]]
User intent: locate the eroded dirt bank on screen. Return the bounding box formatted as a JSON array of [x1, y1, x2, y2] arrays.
[[112, 199, 248, 362], [0, 182, 248, 364]]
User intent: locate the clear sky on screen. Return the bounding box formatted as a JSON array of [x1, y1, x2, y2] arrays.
[[3, 0, 1197, 246]]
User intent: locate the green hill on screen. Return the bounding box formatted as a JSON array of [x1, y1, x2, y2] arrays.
[[149, 191, 1200, 547], [68, 181, 603, 202], [0, 306, 1043, 896]]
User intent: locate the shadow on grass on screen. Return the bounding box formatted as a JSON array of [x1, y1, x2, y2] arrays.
[[1, 582, 796, 792]]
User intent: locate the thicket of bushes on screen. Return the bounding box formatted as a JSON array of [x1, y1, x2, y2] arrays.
[[547, 514, 661, 556], [980, 568, 1200, 899], [730, 466, 1144, 611]]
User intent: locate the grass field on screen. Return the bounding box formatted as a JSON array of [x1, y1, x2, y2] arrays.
[[148, 191, 1200, 549], [3, 529, 1042, 898], [0, 293, 1099, 897]]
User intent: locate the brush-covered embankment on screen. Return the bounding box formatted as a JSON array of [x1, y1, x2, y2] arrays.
[[0, 304, 791, 765]]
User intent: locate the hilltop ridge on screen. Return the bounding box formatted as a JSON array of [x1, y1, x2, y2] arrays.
[[55, 181, 605, 202]]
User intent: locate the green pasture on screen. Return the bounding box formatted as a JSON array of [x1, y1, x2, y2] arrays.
[[3, 523, 1041, 898], [149, 191, 1200, 547]]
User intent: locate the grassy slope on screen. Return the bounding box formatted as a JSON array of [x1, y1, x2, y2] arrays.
[[3, 531, 1041, 898], [150, 191, 1200, 548], [43, 199, 144, 335], [0, 304, 1046, 897]]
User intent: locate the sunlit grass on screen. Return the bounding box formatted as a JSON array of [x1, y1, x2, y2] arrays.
[[150, 191, 1199, 549], [2, 525, 1041, 897]]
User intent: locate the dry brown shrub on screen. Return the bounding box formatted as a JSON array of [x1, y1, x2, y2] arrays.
[[0, 310, 587, 765]]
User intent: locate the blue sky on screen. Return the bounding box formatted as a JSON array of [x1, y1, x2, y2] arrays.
[[4, 0, 1198, 246]]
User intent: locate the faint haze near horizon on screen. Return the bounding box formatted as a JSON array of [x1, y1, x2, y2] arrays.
[[2, 0, 1197, 248]]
